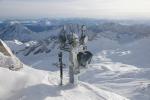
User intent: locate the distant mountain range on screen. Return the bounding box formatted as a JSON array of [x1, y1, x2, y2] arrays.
[[0, 22, 36, 42], [1, 19, 150, 55], [0, 21, 60, 42], [0, 19, 150, 43]]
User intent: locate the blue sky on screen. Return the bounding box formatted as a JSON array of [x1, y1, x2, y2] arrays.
[[0, 0, 150, 19]]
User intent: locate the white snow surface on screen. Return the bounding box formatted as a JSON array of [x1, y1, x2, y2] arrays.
[[0, 36, 150, 100]]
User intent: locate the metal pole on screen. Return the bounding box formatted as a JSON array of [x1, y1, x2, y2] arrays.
[[58, 52, 63, 85]]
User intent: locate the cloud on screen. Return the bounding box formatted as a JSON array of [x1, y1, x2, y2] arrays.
[[0, 0, 73, 2], [0, 0, 150, 19]]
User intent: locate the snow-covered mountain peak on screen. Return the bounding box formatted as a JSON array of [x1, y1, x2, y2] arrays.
[[0, 22, 35, 42], [7, 22, 32, 34], [1, 21, 33, 34]]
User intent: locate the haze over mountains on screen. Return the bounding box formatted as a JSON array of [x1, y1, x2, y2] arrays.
[[1, 19, 150, 43]]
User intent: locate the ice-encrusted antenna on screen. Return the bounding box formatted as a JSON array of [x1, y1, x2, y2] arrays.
[[58, 25, 92, 85]]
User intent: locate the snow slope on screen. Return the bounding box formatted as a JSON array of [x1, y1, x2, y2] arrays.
[[0, 65, 45, 100], [0, 64, 129, 100]]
